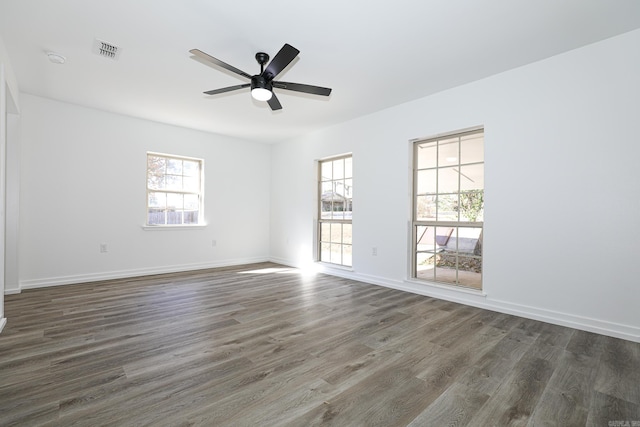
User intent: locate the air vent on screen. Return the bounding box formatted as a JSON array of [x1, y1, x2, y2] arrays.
[[92, 39, 121, 60]]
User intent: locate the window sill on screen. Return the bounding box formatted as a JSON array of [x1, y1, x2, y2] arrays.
[[142, 224, 207, 231], [315, 261, 354, 273], [404, 278, 487, 297]]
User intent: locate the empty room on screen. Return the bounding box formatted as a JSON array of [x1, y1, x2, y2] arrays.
[[1, 1, 639, 425]]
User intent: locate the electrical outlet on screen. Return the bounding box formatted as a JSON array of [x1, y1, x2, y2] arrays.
[[100, 243, 108, 253], [212, 240, 217, 247], [372, 247, 378, 256]]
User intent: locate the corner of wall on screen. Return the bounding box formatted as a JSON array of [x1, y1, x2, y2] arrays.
[[0, 35, 20, 113]]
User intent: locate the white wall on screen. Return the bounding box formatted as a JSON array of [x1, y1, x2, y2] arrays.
[[5, 112, 21, 294], [0, 65, 6, 331], [0, 33, 18, 331], [18, 95, 271, 288], [0, 35, 19, 113], [270, 29, 640, 342]]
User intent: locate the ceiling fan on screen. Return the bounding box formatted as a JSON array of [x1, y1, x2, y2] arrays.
[[189, 43, 332, 111]]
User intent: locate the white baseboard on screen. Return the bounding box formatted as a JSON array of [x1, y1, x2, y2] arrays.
[[475, 297, 640, 343], [11, 256, 639, 343], [0, 317, 6, 334], [18, 257, 270, 291], [270, 258, 640, 344], [267, 256, 295, 267]]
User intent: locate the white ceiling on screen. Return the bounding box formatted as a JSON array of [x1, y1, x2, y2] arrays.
[[1, 0, 640, 143]]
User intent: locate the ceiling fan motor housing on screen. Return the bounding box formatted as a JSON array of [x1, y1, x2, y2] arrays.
[[251, 75, 272, 92]]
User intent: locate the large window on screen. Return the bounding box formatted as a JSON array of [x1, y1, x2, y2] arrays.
[[412, 129, 484, 289], [318, 155, 353, 266], [146, 152, 203, 226]]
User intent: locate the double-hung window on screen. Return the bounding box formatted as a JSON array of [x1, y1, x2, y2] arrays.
[[412, 129, 484, 289], [146, 152, 203, 226], [318, 155, 353, 267]]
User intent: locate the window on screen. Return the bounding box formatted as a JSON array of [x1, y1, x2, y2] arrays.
[[318, 155, 353, 266], [412, 129, 484, 290], [146, 152, 203, 226]]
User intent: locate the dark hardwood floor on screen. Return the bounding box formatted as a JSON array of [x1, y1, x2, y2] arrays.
[[1, 262, 639, 426]]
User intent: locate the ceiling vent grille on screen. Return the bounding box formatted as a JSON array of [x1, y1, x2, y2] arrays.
[[92, 39, 121, 60]]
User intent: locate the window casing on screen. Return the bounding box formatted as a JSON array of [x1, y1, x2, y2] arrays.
[[146, 152, 203, 226], [412, 129, 484, 289], [318, 155, 353, 267]]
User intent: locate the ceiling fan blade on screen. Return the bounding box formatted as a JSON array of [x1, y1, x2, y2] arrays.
[[190, 49, 252, 80], [267, 92, 282, 111], [273, 81, 332, 96], [203, 84, 250, 95], [262, 44, 299, 80]]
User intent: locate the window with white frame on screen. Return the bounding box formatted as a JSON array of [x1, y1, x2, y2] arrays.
[[146, 152, 203, 226], [318, 155, 352, 266], [412, 128, 484, 290]]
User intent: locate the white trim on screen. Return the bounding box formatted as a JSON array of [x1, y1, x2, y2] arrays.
[[317, 154, 353, 267], [19, 257, 269, 290], [145, 151, 204, 227], [268, 256, 297, 268], [410, 128, 485, 289], [4, 288, 20, 295], [147, 151, 202, 162], [12, 255, 640, 343], [315, 261, 354, 273], [141, 224, 207, 231], [270, 258, 640, 344], [0, 317, 6, 334], [403, 278, 486, 297], [409, 125, 484, 144], [1, 64, 6, 323], [481, 298, 640, 342]]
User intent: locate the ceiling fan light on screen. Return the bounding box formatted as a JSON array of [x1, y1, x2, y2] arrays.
[[251, 87, 272, 101], [250, 75, 273, 101]]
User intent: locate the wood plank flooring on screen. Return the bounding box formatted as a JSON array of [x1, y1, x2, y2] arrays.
[[1, 262, 639, 426]]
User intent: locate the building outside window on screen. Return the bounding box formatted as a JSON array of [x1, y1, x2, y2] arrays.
[[318, 155, 353, 266], [412, 129, 484, 290], [146, 152, 203, 226]]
